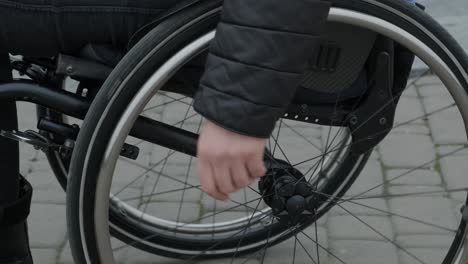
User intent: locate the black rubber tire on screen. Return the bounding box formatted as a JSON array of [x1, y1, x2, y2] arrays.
[[67, 0, 468, 263]]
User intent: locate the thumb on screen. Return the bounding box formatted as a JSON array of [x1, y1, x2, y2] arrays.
[[247, 157, 267, 178]]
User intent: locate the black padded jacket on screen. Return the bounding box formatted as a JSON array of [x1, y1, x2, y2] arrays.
[[193, 0, 331, 138]]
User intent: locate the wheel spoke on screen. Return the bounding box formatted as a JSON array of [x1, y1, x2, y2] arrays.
[[272, 119, 284, 157], [302, 186, 459, 233], [296, 236, 318, 264], [337, 204, 428, 264], [117, 185, 200, 202], [270, 132, 292, 164], [230, 197, 266, 263], [112, 196, 270, 252], [340, 199, 456, 233], [112, 150, 177, 197], [184, 212, 274, 263], [292, 232, 298, 264], [347, 146, 467, 200], [282, 121, 322, 151], [109, 68, 464, 262], [175, 116, 202, 232], [347, 187, 468, 200], [314, 215, 320, 264], [300, 230, 347, 264], [141, 95, 188, 113], [160, 92, 193, 107]]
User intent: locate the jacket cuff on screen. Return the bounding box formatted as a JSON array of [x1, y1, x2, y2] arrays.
[[194, 85, 284, 138]]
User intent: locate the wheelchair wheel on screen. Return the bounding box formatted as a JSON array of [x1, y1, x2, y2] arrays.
[[67, 0, 468, 263]]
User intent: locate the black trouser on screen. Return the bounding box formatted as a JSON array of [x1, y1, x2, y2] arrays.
[[0, 51, 31, 263], [0, 0, 182, 57], [0, 0, 183, 261]]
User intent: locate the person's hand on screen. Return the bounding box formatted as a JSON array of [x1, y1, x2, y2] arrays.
[[197, 120, 267, 200]]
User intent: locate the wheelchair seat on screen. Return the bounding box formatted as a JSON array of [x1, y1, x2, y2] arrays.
[[78, 44, 124, 67], [61, 21, 377, 107]]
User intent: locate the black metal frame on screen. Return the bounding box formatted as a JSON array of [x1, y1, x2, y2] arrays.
[[1, 44, 401, 160]]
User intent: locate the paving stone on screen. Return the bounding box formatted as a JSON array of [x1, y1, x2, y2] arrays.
[[162, 161, 199, 177], [320, 126, 346, 149], [401, 85, 418, 97], [280, 121, 322, 137], [112, 161, 151, 188], [346, 160, 384, 196], [421, 95, 455, 114], [330, 198, 389, 216], [58, 242, 74, 264], [399, 248, 447, 264], [141, 109, 162, 121], [141, 174, 201, 203], [268, 131, 323, 166], [201, 186, 265, 212], [436, 145, 468, 156], [421, 96, 466, 144], [389, 197, 458, 234], [330, 240, 399, 264], [379, 134, 436, 168], [141, 202, 201, 223], [394, 97, 426, 125], [415, 75, 441, 87], [427, 108, 467, 144], [388, 185, 445, 197], [450, 191, 467, 203], [161, 102, 200, 125], [200, 211, 252, 224], [31, 248, 57, 264], [369, 149, 381, 160], [28, 158, 56, 173], [387, 169, 442, 185], [316, 212, 329, 226], [60, 238, 127, 264], [391, 124, 430, 135], [33, 188, 66, 204], [29, 204, 67, 247], [440, 156, 468, 189], [395, 234, 454, 248], [328, 215, 393, 241], [263, 226, 328, 264], [26, 170, 62, 190], [110, 187, 142, 209], [20, 159, 33, 175], [439, 155, 468, 202], [198, 258, 259, 264], [122, 247, 183, 264], [17, 102, 38, 128], [418, 83, 450, 97]]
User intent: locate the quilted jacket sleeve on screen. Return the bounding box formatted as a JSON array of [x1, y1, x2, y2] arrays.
[[193, 0, 331, 138]]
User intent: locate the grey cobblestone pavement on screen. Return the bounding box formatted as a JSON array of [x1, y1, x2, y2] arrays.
[[16, 1, 468, 264]]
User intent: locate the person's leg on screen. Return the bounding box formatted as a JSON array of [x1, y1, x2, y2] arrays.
[[0, 53, 19, 206], [0, 0, 183, 58], [0, 52, 32, 263]]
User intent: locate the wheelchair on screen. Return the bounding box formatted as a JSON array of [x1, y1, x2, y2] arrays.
[[2, 0, 468, 263]]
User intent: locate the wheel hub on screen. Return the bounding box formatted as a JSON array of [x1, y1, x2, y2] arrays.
[[259, 159, 320, 225]]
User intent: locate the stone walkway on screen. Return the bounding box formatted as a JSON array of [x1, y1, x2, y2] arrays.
[[18, 1, 468, 264]]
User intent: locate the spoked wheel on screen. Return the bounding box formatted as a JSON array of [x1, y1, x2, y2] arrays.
[[67, 0, 468, 263]]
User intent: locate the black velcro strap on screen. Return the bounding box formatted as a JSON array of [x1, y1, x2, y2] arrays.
[[0, 177, 32, 227]]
